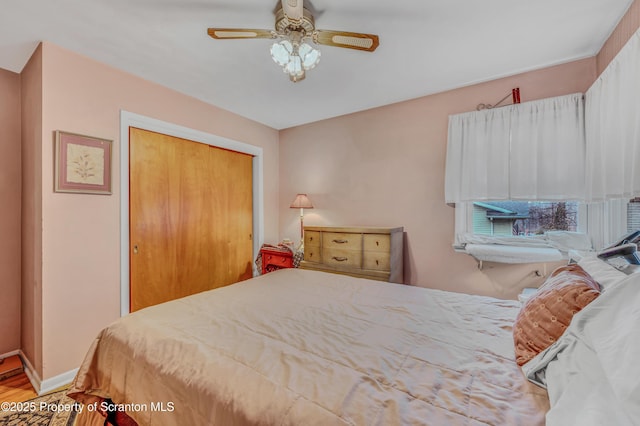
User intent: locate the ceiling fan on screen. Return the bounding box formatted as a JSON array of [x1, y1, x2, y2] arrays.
[[207, 0, 379, 82]]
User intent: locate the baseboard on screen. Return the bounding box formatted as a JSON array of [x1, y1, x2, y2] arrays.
[[0, 349, 22, 359], [19, 351, 41, 394], [39, 367, 78, 395], [17, 351, 77, 395]]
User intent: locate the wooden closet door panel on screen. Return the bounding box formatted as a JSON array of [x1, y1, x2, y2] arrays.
[[208, 146, 254, 286], [129, 128, 213, 311]]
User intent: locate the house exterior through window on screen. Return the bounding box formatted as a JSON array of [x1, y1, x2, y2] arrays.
[[472, 201, 579, 236]]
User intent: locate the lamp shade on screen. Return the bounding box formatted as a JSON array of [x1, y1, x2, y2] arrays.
[[290, 194, 313, 209]]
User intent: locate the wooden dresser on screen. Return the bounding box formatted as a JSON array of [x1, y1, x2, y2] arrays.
[[300, 226, 404, 283]]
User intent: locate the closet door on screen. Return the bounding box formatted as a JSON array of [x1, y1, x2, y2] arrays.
[[209, 146, 254, 287], [129, 127, 253, 312]]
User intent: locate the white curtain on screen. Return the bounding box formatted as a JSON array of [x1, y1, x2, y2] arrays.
[[585, 28, 640, 202], [587, 200, 628, 250], [445, 107, 511, 202], [445, 93, 585, 203]]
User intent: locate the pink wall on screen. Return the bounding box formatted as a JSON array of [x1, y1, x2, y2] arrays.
[[20, 45, 44, 375], [279, 58, 596, 298], [597, 0, 640, 74], [0, 67, 21, 355], [23, 42, 280, 379]]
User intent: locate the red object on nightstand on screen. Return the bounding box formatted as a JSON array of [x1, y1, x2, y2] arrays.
[[260, 246, 294, 274]]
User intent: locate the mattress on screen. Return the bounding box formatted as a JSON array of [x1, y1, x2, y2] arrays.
[[69, 268, 548, 425]]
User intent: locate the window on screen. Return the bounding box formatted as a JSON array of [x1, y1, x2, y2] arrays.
[[455, 198, 640, 256], [627, 198, 640, 232], [472, 201, 579, 237]]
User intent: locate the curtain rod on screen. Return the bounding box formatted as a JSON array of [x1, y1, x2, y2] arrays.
[[477, 88, 521, 111]]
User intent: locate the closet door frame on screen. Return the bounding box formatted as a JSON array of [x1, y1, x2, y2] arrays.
[[119, 111, 264, 316]]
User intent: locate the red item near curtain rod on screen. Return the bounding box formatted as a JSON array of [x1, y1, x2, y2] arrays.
[[512, 87, 521, 104]]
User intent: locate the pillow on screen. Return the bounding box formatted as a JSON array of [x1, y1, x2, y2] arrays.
[[513, 264, 600, 366], [577, 255, 627, 291]]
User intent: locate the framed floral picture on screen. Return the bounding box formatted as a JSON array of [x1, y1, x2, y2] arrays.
[[54, 131, 113, 195]]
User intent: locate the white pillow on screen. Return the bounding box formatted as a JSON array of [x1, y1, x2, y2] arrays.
[[577, 255, 627, 290], [584, 273, 640, 420]]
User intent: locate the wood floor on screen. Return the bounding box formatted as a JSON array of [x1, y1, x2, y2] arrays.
[[0, 372, 37, 403]]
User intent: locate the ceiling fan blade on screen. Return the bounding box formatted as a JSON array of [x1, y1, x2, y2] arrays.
[[312, 30, 379, 52], [281, 0, 304, 22], [207, 28, 276, 40]]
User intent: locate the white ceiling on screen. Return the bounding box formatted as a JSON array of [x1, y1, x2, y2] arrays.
[[0, 0, 633, 129]]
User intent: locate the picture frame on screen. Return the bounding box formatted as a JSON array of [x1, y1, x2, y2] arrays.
[[54, 130, 113, 195]]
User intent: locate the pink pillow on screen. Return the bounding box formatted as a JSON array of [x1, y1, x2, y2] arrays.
[[513, 264, 600, 366]]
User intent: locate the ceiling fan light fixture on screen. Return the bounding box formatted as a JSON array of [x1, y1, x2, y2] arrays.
[[299, 42, 321, 70], [285, 54, 304, 77], [270, 35, 320, 82], [270, 40, 294, 66]]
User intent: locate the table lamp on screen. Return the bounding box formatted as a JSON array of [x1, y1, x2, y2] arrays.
[[290, 193, 313, 251]]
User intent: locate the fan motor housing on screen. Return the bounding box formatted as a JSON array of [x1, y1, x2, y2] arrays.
[[275, 7, 315, 33]]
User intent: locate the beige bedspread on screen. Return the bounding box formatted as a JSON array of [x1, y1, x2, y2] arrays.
[[69, 268, 548, 425]]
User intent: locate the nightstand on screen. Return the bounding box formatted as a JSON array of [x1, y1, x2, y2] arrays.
[[260, 246, 294, 274]]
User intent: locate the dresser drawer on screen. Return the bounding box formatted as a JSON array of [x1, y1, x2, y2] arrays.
[[304, 246, 321, 263], [263, 253, 294, 268], [322, 248, 361, 268], [305, 231, 321, 248], [363, 251, 391, 271], [322, 232, 362, 251], [363, 234, 390, 252]]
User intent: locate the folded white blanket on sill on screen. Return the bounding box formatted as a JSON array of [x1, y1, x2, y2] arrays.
[[464, 243, 564, 263]]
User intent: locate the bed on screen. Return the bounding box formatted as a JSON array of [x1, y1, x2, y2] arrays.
[[69, 268, 553, 425]]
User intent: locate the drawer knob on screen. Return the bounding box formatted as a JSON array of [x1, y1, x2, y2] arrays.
[[332, 239, 349, 244], [332, 256, 348, 262]]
